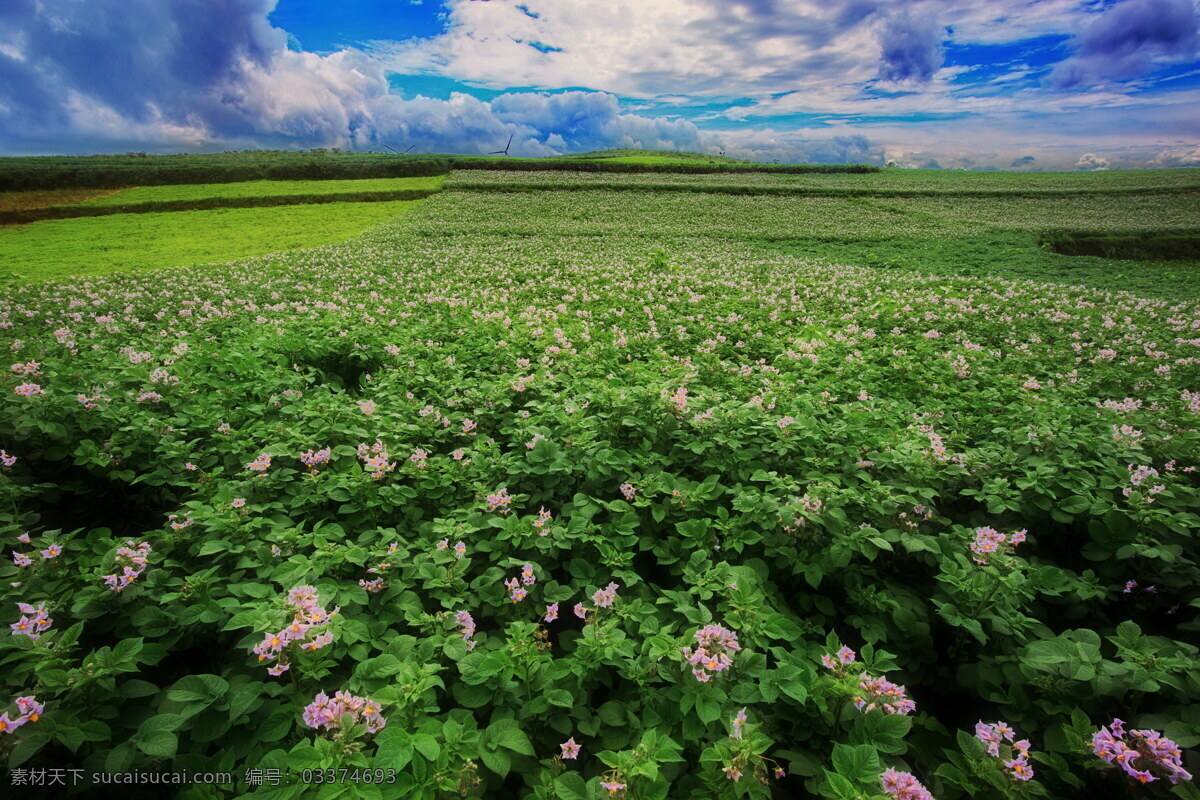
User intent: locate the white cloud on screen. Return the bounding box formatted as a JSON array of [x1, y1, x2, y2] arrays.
[[1076, 152, 1111, 170]]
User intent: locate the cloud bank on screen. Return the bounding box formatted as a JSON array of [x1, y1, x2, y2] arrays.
[[0, 0, 1196, 169]]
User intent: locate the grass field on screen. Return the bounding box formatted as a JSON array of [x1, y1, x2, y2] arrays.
[[80, 176, 444, 206], [0, 200, 422, 281], [1, 161, 1198, 798]]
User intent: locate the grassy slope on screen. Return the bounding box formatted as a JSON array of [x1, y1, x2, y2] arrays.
[[81, 176, 444, 206], [0, 188, 119, 214], [0, 200, 421, 282]]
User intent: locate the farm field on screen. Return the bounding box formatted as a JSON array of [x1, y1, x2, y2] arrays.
[[447, 166, 1200, 194], [78, 177, 445, 207], [0, 164, 1199, 800], [0, 200, 424, 282]]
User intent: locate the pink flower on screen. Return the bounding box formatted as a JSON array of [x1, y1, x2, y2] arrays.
[[246, 453, 272, 472], [619, 482, 636, 500], [358, 400, 377, 415], [560, 738, 581, 759], [231, 498, 246, 509], [544, 603, 559, 623], [573, 603, 588, 619], [12, 384, 43, 397], [40, 545, 62, 559], [592, 582, 619, 608]]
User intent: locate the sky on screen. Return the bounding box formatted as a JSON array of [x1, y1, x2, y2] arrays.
[[0, 0, 1198, 169]]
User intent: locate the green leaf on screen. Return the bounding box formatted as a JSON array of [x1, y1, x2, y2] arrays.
[[824, 770, 859, 800], [167, 674, 229, 704], [694, 694, 721, 725], [487, 719, 534, 755], [119, 679, 160, 698], [545, 689, 574, 708], [555, 772, 588, 800], [832, 743, 879, 783], [412, 733, 441, 761], [480, 747, 512, 778]]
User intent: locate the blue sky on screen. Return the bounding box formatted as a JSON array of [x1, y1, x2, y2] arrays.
[[0, 0, 1197, 168]]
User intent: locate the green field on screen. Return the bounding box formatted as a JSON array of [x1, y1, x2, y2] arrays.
[[0, 200, 422, 282], [80, 176, 444, 206], [447, 166, 1200, 194]]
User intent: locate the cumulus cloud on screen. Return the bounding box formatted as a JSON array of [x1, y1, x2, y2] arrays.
[[375, 0, 887, 99], [1011, 155, 1036, 166], [1075, 152, 1111, 170], [0, 0, 722, 156], [0, 0, 1196, 170], [1150, 145, 1200, 166], [876, 11, 945, 84], [1051, 0, 1200, 88]]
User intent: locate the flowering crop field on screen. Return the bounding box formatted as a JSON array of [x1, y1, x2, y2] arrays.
[[446, 167, 1200, 195], [1, 179, 1199, 800]]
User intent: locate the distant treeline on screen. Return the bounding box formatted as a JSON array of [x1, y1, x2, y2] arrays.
[[0, 190, 436, 225], [0, 158, 450, 191], [0, 151, 878, 190]]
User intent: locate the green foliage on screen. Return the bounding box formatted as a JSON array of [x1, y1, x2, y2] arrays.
[[0, 200, 424, 282], [0, 168, 1198, 798]]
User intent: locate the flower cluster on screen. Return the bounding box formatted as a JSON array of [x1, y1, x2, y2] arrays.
[[975, 721, 1034, 781], [359, 542, 400, 593], [1124, 464, 1165, 501], [619, 482, 636, 500], [356, 441, 395, 479], [167, 513, 193, 531], [13, 383, 43, 397], [880, 769, 934, 800], [460, 418, 477, 436], [10, 602, 52, 641], [251, 586, 337, 676], [101, 540, 152, 592], [504, 564, 537, 602], [683, 624, 741, 682], [591, 581, 619, 608], [970, 525, 1026, 565], [0, 449, 15, 469], [357, 399, 377, 415], [456, 610, 477, 651], [245, 453, 272, 472], [11, 534, 63, 569], [299, 448, 332, 473], [525, 433, 546, 449], [1089, 719, 1191, 784], [667, 386, 689, 414], [820, 646, 858, 672], [0, 696, 44, 737], [302, 691, 385, 735], [532, 506, 553, 535], [409, 447, 429, 468], [486, 487, 513, 513], [854, 674, 916, 715]]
